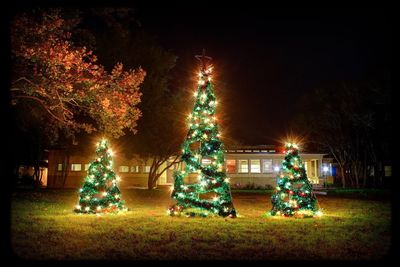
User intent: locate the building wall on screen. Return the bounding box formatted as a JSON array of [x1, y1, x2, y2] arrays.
[[166, 153, 324, 188], [47, 150, 167, 188], [47, 150, 325, 189]]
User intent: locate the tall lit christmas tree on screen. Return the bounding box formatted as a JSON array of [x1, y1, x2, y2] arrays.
[[270, 143, 321, 218], [74, 139, 127, 214], [168, 51, 236, 218]]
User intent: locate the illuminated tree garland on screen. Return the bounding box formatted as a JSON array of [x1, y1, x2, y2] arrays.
[[168, 57, 236, 218], [74, 139, 127, 214], [270, 143, 321, 218]]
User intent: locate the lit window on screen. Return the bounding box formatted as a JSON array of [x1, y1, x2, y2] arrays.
[[57, 164, 63, 171], [84, 164, 90, 171], [71, 164, 82, 171], [144, 166, 151, 173], [250, 160, 261, 173], [201, 158, 212, 165], [131, 166, 139, 173], [226, 159, 236, 173], [119, 166, 129, 173], [238, 160, 248, 173], [262, 159, 273, 173], [384, 166, 392, 177]]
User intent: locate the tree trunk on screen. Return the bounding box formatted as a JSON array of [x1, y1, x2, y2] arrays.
[[148, 171, 164, 190], [362, 155, 367, 188], [61, 153, 70, 188], [33, 163, 41, 190], [347, 164, 354, 188], [353, 163, 359, 189], [147, 160, 159, 189], [147, 155, 180, 189], [147, 175, 156, 190], [340, 166, 346, 188]]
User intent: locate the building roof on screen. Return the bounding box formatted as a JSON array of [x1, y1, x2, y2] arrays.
[[224, 145, 326, 155]]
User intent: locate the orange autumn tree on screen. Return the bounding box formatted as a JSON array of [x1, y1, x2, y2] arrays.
[[11, 9, 145, 140]]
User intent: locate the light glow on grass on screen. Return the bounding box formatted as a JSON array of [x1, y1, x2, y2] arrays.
[[11, 188, 390, 260]]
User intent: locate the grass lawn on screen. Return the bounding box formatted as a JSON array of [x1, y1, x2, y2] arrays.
[[10, 188, 391, 260]]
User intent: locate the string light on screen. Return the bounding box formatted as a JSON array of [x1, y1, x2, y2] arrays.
[[270, 143, 319, 218], [169, 59, 236, 218], [74, 139, 126, 214]]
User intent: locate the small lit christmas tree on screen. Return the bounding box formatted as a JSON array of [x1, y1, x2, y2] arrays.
[[74, 139, 127, 214], [168, 51, 236, 218], [270, 143, 321, 218]]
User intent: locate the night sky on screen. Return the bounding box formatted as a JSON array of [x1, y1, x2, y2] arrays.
[[137, 7, 389, 145]]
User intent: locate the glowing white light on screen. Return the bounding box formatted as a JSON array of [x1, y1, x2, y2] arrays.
[[97, 206, 101, 211], [213, 197, 219, 202], [103, 192, 108, 196], [274, 166, 280, 172], [323, 166, 329, 172], [224, 178, 230, 183], [85, 207, 90, 211], [76, 205, 81, 210], [315, 211, 323, 217]]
